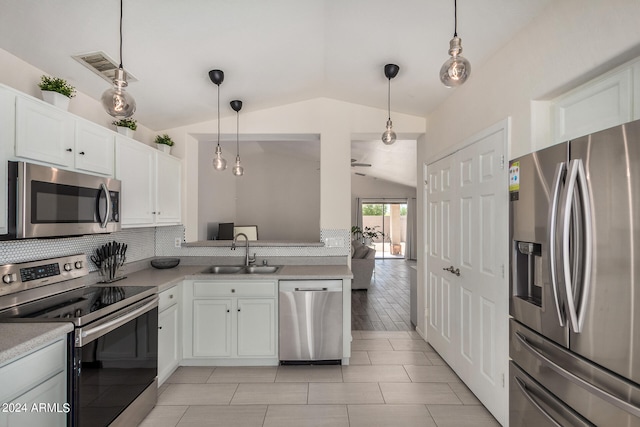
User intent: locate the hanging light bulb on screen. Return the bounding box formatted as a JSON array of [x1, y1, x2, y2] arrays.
[[440, 0, 471, 87], [101, 0, 136, 118], [209, 69, 227, 171], [230, 100, 244, 176], [381, 63, 399, 145]]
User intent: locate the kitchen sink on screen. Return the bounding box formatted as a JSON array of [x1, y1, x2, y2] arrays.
[[198, 265, 281, 275], [244, 265, 281, 274], [200, 266, 245, 274]]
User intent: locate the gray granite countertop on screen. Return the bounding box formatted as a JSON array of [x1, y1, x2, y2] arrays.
[[108, 263, 352, 293], [0, 322, 73, 366]]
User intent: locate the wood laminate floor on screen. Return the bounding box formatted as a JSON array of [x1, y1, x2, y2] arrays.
[[351, 259, 414, 331]]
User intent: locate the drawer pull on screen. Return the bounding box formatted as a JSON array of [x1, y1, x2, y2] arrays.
[[231, 289, 235, 293]]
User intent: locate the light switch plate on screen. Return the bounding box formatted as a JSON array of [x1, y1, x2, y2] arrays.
[[174, 237, 182, 248]]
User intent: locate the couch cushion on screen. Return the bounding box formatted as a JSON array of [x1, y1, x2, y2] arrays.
[[353, 245, 370, 259]]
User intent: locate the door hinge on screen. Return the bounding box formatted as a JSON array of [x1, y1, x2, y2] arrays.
[[501, 264, 505, 278], [502, 373, 505, 387], [500, 155, 505, 169]]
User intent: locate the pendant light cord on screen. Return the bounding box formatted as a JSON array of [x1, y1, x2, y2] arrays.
[[236, 111, 239, 154], [387, 77, 391, 121], [453, 0, 458, 37], [217, 85, 220, 146], [119, 0, 124, 68]]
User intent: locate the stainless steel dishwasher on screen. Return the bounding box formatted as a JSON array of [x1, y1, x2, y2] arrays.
[[279, 280, 343, 363]]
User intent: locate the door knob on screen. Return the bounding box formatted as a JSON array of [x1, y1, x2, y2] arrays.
[[442, 266, 461, 276]]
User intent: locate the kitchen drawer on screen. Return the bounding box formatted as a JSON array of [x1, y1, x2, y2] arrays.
[[159, 286, 179, 312], [193, 281, 276, 298], [0, 338, 66, 403]]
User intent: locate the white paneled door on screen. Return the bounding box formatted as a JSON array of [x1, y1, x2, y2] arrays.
[[425, 120, 509, 426]]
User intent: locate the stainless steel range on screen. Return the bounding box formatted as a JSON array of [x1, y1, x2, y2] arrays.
[[0, 255, 158, 427]]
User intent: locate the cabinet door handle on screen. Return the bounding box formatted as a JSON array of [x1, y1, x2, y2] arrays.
[[158, 326, 163, 330], [169, 294, 174, 299], [226, 309, 230, 313], [231, 289, 235, 293], [66, 148, 73, 152], [237, 308, 241, 312], [79, 151, 85, 155]]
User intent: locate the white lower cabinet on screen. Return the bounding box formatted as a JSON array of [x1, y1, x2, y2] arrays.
[[0, 338, 68, 427], [158, 286, 181, 385], [183, 280, 277, 364]]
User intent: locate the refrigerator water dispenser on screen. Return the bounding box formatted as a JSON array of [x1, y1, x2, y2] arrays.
[[513, 241, 542, 306]]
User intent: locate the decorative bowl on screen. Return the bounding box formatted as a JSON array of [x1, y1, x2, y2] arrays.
[[151, 258, 180, 269]]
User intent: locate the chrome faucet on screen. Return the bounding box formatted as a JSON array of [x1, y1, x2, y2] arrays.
[[231, 233, 256, 266]]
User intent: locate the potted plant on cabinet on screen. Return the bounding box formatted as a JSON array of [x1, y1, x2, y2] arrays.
[[154, 134, 174, 154], [38, 75, 76, 110], [112, 118, 137, 138]]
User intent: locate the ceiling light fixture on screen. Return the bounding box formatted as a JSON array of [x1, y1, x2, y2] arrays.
[[230, 100, 244, 176], [209, 69, 227, 171], [440, 0, 471, 87], [382, 63, 399, 145], [101, 0, 136, 118]]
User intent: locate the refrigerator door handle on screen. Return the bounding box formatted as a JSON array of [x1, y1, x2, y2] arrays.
[[515, 332, 640, 418], [514, 377, 564, 427], [549, 162, 565, 327], [575, 159, 593, 333], [561, 160, 581, 333]]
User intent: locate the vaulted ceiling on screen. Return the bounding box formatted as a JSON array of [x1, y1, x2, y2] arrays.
[[0, 0, 553, 186]]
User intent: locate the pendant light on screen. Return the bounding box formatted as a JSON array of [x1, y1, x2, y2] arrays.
[[381, 63, 399, 145], [101, 0, 136, 118], [440, 0, 471, 87], [209, 69, 227, 171], [230, 100, 244, 176]]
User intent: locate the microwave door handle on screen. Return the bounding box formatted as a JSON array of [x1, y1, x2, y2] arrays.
[[562, 160, 581, 333], [549, 162, 565, 327], [98, 183, 111, 229], [575, 159, 593, 333]]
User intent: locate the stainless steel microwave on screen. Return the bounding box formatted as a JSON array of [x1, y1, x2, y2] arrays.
[[2, 161, 121, 239]]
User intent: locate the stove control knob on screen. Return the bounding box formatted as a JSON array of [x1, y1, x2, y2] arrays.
[[2, 273, 16, 284], [74, 308, 83, 317], [74, 261, 83, 269], [63, 263, 72, 272]]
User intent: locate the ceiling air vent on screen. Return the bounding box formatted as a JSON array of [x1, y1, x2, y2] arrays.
[[72, 51, 137, 83]]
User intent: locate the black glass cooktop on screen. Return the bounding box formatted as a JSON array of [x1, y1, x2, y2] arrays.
[[0, 285, 156, 326]]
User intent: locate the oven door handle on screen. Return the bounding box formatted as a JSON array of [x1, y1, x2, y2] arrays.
[[76, 297, 158, 346]]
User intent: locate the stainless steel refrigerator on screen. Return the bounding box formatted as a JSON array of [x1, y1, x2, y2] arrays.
[[509, 119, 640, 426]]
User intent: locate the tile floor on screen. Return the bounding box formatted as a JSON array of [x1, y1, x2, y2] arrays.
[[141, 331, 500, 427], [140, 261, 500, 426]]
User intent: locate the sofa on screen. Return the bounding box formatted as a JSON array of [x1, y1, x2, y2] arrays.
[[351, 240, 376, 290]]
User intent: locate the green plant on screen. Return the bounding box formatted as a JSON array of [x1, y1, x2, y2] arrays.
[[362, 226, 384, 240], [154, 134, 174, 146], [351, 226, 362, 239], [112, 118, 137, 131], [38, 75, 76, 98]]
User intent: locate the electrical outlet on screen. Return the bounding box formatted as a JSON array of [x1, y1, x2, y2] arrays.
[[174, 237, 182, 248]]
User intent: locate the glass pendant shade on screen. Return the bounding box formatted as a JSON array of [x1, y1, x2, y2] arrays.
[[213, 145, 227, 170], [102, 68, 136, 118], [381, 119, 397, 145], [440, 36, 470, 87], [232, 155, 244, 176]]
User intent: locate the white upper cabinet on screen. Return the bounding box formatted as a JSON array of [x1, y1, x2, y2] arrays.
[[115, 136, 156, 227], [155, 152, 182, 224], [0, 86, 14, 235], [15, 96, 75, 167], [14, 93, 114, 176], [75, 119, 115, 176], [552, 58, 640, 143], [115, 136, 181, 228]]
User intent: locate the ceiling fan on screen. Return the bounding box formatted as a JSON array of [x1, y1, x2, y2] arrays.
[[351, 158, 371, 167]]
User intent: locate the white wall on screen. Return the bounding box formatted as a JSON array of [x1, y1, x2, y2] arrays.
[[416, 0, 640, 335], [198, 140, 321, 241], [164, 98, 426, 242]]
